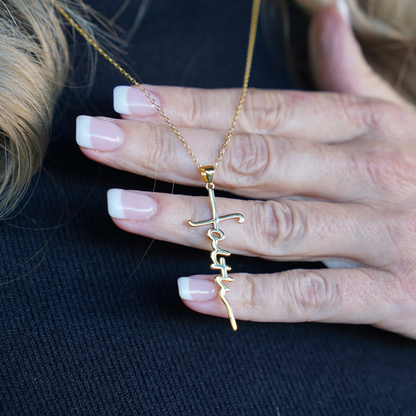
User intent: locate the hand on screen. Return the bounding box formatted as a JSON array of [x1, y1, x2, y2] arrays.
[[76, 2, 416, 338]]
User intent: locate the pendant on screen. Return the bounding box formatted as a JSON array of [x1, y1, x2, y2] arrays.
[[188, 167, 244, 331]]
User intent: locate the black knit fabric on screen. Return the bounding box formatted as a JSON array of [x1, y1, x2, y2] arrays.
[[1, 1, 416, 415]]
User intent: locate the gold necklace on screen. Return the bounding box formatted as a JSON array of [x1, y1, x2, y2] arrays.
[[54, 0, 261, 331]]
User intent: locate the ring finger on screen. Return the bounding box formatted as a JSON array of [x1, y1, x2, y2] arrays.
[[107, 189, 393, 268]]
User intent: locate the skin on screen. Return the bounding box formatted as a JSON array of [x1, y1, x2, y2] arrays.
[[80, 4, 416, 338]]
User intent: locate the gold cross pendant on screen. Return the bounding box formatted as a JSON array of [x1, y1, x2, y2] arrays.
[[188, 167, 244, 331]]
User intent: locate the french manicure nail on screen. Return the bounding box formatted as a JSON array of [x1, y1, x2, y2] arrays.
[[107, 189, 158, 221], [177, 277, 218, 302], [336, 0, 350, 22], [113, 85, 160, 116], [76, 116, 124, 151]]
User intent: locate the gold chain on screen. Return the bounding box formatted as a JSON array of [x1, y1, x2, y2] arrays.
[[53, 0, 261, 171]]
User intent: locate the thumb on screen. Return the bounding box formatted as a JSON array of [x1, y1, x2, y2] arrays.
[[309, 0, 411, 109]]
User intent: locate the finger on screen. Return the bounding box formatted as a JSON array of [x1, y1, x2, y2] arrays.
[[112, 84, 397, 143], [309, 0, 413, 111], [107, 189, 393, 268], [77, 115, 387, 202], [177, 269, 413, 338]]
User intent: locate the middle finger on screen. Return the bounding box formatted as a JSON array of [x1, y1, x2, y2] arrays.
[[77, 116, 369, 202]]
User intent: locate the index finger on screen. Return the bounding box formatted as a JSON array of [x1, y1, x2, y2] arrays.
[[113, 85, 395, 143]]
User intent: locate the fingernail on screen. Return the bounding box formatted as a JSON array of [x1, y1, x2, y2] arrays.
[[113, 85, 160, 116], [177, 277, 218, 302], [107, 189, 158, 221], [76, 116, 124, 151], [336, 0, 350, 22]]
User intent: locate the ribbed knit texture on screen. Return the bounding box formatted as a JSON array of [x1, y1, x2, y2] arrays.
[[1, 1, 416, 415]]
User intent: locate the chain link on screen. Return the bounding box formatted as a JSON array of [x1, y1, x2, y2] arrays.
[[53, 0, 261, 171]]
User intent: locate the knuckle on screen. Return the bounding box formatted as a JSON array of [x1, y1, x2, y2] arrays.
[[242, 89, 292, 133], [183, 88, 203, 126], [355, 99, 385, 132], [256, 200, 305, 257], [288, 271, 339, 321], [240, 275, 265, 317], [337, 94, 384, 133], [366, 100, 412, 134], [354, 147, 416, 199], [224, 133, 270, 188], [143, 124, 175, 170], [341, 96, 415, 141], [378, 272, 416, 336]]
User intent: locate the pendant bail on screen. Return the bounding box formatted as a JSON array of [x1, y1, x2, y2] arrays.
[[200, 166, 215, 185]]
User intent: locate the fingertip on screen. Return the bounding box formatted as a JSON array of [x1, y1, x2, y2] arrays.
[[177, 275, 231, 320], [180, 297, 226, 320], [177, 277, 193, 301], [309, 0, 362, 93], [113, 85, 131, 115], [336, 0, 350, 23], [76, 115, 93, 148], [113, 85, 160, 117], [309, 2, 411, 107], [107, 189, 126, 219], [177, 276, 218, 302]]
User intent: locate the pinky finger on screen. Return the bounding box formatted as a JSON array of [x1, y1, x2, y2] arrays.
[[177, 269, 414, 338]]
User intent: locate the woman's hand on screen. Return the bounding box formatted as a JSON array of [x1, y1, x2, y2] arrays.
[[76, 2, 416, 338]]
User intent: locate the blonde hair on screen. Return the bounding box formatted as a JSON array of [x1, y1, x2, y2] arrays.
[[0, 0, 99, 218], [1, 0, 416, 217]]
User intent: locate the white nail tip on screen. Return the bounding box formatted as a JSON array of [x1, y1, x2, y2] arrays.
[[177, 277, 193, 301], [113, 86, 131, 115], [337, 0, 350, 22], [76, 115, 93, 149], [107, 189, 126, 219]]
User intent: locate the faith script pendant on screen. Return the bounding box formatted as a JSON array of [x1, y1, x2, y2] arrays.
[[188, 167, 244, 331]]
